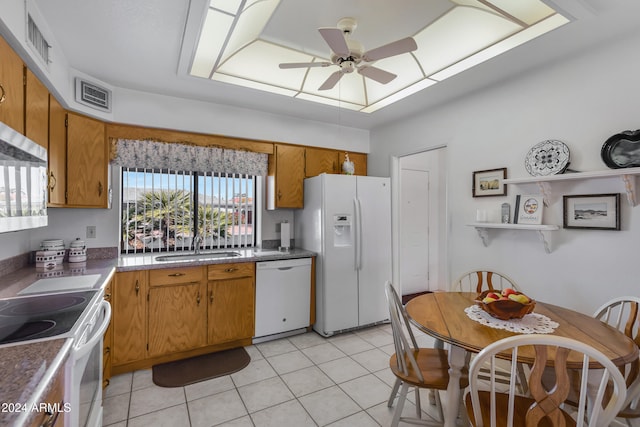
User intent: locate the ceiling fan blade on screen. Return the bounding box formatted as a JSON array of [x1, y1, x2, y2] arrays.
[[318, 71, 344, 91], [358, 66, 397, 84], [279, 62, 332, 69], [318, 28, 350, 56], [363, 37, 418, 62]]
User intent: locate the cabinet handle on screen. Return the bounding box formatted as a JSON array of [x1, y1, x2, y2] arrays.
[[48, 172, 57, 190], [209, 290, 214, 304], [0, 84, 5, 104], [135, 280, 140, 295], [104, 293, 111, 300], [277, 190, 282, 200], [168, 272, 185, 277], [98, 181, 104, 196], [224, 268, 237, 273], [41, 408, 60, 427], [196, 291, 201, 305], [104, 346, 110, 355]]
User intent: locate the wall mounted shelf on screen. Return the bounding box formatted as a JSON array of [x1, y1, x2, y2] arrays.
[[467, 223, 560, 253], [503, 167, 640, 207]]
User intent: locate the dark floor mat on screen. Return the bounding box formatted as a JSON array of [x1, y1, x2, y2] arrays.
[[152, 347, 250, 387]]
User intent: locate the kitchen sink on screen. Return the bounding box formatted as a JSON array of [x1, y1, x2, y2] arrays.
[[154, 251, 242, 262]]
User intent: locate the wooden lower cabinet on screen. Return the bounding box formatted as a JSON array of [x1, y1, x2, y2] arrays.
[[207, 263, 255, 344], [28, 367, 64, 427], [103, 279, 113, 388], [148, 280, 207, 357], [111, 263, 255, 375], [112, 271, 147, 367]]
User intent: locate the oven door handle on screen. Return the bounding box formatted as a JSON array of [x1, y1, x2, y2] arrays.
[[73, 300, 112, 360]]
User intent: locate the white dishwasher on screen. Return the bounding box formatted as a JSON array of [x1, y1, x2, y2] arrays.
[[254, 257, 312, 341]]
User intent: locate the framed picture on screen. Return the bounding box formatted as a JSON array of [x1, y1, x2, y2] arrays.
[[514, 194, 544, 225], [472, 168, 507, 197], [563, 194, 620, 230]]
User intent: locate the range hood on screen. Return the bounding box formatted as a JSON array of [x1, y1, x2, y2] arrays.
[[0, 121, 48, 233]]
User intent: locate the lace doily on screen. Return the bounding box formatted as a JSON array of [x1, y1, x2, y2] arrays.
[[464, 305, 559, 334]]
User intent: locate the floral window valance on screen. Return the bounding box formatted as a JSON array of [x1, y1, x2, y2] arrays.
[[110, 138, 268, 176]]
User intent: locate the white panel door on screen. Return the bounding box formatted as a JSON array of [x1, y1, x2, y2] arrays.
[[399, 168, 430, 295], [355, 176, 392, 326]]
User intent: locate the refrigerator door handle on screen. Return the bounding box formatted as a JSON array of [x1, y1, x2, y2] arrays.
[[354, 197, 363, 270]]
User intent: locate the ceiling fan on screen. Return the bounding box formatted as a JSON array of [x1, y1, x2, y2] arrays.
[[279, 17, 417, 91]]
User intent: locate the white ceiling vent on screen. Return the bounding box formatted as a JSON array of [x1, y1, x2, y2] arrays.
[[27, 14, 50, 67], [75, 78, 112, 112]]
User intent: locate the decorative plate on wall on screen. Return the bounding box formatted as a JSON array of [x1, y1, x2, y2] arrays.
[[524, 140, 570, 176], [601, 129, 640, 169]]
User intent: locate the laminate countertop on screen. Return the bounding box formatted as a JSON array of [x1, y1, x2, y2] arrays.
[[0, 249, 315, 426]]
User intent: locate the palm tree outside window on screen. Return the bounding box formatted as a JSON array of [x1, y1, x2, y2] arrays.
[[121, 168, 255, 253]]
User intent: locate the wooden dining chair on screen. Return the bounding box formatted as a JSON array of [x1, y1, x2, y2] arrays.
[[593, 296, 640, 425], [452, 270, 529, 394], [452, 270, 519, 293], [465, 334, 627, 427], [385, 281, 468, 426]]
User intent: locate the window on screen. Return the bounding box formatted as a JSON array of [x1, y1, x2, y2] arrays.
[[121, 168, 255, 253]]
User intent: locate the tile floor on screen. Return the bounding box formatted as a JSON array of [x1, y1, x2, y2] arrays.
[[102, 323, 451, 427]]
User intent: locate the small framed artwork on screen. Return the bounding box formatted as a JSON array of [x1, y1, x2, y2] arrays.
[[472, 168, 507, 197], [563, 193, 620, 230], [514, 194, 544, 225]]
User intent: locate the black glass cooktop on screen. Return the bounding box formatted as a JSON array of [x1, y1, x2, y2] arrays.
[[0, 290, 97, 345]]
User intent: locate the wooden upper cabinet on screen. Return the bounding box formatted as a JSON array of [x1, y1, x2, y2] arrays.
[[48, 96, 66, 206], [24, 69, 49, 148], [0, 36, 24, 133], [340, 151, 367, 176], [305, 147, 339, 177], [66, 112, 108, 207], [268, 144, 305, 209]]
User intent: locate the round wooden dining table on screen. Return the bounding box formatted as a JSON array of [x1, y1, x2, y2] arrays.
[[405, 292, 639, 427]]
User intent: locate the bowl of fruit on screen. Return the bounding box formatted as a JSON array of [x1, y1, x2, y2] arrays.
[[475, 288, 535, 320]]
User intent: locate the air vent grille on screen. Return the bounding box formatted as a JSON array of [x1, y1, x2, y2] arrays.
[[75, 78, 112, 112], [27, 14, 50, 65]]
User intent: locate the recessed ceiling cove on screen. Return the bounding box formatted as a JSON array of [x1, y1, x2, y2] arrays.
[[185, 0, 569, 113]]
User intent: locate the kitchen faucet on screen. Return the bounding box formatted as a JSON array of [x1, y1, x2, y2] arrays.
[[192, 234, 203, 254]]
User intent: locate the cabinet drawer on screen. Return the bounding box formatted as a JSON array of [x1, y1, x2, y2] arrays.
[[149, 266, 204, 286], [208, 262, 255, 280]]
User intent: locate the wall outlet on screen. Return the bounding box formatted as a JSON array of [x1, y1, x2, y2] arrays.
[[86, 226, 96, 238]]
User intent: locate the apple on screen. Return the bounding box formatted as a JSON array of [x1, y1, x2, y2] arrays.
[[501, 288, 517, 297], [482, 296, 497, 303], [486, 292, 500, 300], [508, 293, 530, 304]]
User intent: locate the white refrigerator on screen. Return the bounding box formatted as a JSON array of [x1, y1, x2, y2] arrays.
[[294, 174, 392, 337]]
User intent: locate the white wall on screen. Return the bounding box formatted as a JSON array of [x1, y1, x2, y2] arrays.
[[370, 29, 640, 315], [0, 1, 368, 259]]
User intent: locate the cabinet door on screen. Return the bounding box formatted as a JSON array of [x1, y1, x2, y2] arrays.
[[148, 282, 207, 357], [208, 276, 255, 344], [113, 271, 147, 366], [24, 69, 49, 149], [0, 36, 24, 134], [103, 279, 113, 388], [48, 96, 66, 206], [339, 152, 367, 176], [272, 144, 305, 208], [305, 147, 338, 177], [66, 112, 108, 207]]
